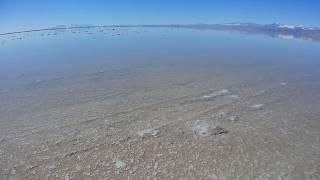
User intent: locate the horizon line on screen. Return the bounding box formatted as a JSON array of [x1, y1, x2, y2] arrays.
[[1, 22, 319, 36]]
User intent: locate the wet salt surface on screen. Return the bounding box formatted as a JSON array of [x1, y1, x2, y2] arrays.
[[202, 89, 229, 99], [250, 104, 265, 109], [192, 121, 228, 137], [137, 128, 160, 138], [0, 27, 320, 179], [115, 160, 126, 169]]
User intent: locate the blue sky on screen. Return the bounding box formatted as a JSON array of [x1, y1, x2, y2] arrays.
[[1, 0, 320, 33]]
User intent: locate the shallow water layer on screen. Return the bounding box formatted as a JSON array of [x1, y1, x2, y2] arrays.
[[0, 27, 320, 179]]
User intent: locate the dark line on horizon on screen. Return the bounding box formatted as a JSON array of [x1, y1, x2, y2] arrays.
[[0, 25, 165, 36]]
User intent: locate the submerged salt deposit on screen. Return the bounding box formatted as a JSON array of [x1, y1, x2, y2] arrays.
[[137, 128, 160, 138], [202, 89, 229, 99]]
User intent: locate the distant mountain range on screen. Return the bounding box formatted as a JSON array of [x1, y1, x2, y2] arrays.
[[142, 23, 320, 41], [1, 23, 320, 42]]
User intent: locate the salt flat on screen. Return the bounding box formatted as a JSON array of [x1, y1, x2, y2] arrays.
[[0, 27, 320, 179]]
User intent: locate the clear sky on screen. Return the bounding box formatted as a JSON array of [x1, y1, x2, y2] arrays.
[[1, 0, 320, 33]]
